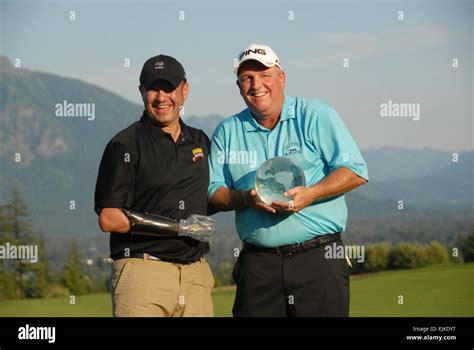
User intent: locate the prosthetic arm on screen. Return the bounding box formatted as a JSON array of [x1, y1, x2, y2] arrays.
[[121, 209, 215, 242]]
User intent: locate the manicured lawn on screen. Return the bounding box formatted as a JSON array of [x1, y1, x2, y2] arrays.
[[0, 264, 472, 317]]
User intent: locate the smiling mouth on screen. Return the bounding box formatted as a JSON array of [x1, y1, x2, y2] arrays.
[[153, 104, 172, 112], [250, 92, 268, 98]]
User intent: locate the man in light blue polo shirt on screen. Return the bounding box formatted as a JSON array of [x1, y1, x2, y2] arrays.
[[208, 44, 369, 317]]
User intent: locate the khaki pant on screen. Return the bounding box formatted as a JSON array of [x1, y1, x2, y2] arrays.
[[111, 254, 214, 317]]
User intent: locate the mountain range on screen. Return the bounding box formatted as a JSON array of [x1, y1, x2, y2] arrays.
[[0, 56, 472, 243]]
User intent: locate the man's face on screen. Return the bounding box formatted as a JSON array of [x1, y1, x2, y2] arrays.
[[237, 61, 285, 119], [140, 79, 189, 125]]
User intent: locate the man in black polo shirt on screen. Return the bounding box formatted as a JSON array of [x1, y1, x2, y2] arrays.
[[94, 55, 215, 317]]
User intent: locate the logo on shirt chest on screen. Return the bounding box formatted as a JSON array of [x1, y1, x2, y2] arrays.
[[192, 148, 204, 163], [284, 142, 302, 156]]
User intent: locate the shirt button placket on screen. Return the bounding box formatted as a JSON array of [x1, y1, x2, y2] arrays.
[[268, 133, 275, 158]]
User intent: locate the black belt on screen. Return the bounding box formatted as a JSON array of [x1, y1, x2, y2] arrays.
[[243, 233, 341, 257], [114, 252, 199, 265]]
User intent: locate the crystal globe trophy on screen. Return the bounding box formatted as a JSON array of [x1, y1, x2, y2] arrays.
[[255, 157, 306, 205]]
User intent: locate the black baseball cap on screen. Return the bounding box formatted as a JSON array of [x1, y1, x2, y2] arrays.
[[139, 54, 186, 90]]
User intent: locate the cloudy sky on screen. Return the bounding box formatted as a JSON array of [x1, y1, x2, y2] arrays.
[[1, 0, 472, 151]]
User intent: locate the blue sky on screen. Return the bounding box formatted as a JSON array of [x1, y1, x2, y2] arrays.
[[1, 0, 472, 151]]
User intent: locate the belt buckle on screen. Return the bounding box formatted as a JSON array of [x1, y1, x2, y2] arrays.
[[276, 245, 295, 257]]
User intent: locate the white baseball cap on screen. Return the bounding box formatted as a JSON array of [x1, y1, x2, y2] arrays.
[[234, 44, 282, 75]]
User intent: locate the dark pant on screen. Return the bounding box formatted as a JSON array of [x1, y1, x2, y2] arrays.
[[232, 238, 350, 317]]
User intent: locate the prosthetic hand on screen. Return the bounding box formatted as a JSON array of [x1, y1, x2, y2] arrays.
[[177, 214, 215, 243], [121, 209, 215, 242]]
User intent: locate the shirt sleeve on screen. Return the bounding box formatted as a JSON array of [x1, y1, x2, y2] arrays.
[[314, 106, 369, 181], [94, 140, 137, 214], [207, 123, 234, 199]]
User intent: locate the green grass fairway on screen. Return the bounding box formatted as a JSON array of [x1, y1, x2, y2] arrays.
[[350, 263, 473, 316], [0, 264, 472, 317]]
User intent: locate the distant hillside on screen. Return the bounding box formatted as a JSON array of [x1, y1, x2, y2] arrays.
[[358, 151, 473, 212], [185, 114, 223, 138], [362, 146, 458, 181], [1, 56, 141, 235]]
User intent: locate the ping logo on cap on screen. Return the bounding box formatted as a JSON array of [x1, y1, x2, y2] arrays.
[[154, 61, 164, 70], [239, 48, 267, 60], [234, 44, 282, 75]]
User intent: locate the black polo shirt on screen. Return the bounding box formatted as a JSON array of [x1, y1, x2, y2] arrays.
[[94, 111, 210, 262]]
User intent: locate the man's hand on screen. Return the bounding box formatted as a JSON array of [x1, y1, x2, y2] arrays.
[[242, 188, 277, 214], [271, 167, 368, 213], [271, 186, 316, 213]]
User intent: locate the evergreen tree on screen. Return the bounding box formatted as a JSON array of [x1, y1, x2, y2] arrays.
[[28, 233, 51, 298], [0, 260, 15, 301], [0, 203, 9, 300], [62, 240, 89, 295], [459, 230, 474, 263], [3, 186, 35, 299]]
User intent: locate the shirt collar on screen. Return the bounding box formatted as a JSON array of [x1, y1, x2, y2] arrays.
[[243, 95, 296, 132], [179, 118, 195, 143], [140, 111, 195, 143]]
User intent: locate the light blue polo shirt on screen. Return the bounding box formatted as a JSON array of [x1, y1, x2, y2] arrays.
[[208, 95, 369, 248]]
